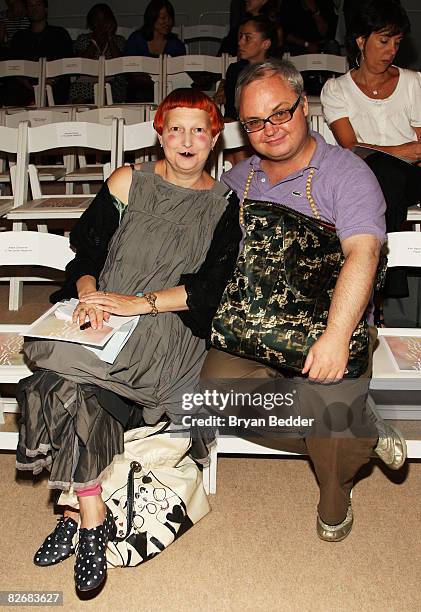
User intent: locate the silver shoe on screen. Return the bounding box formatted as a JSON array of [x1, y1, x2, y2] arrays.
[[374, 421, 407, 470], [317, 505, 353, 542]]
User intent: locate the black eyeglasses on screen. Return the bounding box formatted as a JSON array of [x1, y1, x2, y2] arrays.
[[241, 96, 302, 133]]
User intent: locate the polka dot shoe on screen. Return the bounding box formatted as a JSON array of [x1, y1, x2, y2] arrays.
[[74, 506, 116, 593], [33, 517, 78, 567]]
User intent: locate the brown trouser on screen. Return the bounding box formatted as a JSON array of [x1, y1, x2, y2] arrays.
[[201, 333, 378, 525]]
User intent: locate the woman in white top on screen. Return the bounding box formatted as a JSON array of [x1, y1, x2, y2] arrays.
[[321, 0, 421, 300]]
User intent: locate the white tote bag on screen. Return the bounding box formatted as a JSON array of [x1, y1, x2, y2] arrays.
[[59, 422, 211, 568]]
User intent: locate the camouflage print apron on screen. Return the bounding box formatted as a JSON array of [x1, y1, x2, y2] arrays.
[[211, 168, 370, 377]]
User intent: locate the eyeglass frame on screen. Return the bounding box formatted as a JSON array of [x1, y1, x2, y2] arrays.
[[240, 95, 302, 133]]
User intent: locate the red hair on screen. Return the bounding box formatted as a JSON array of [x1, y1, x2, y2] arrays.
[[153, 88, 224, 137]]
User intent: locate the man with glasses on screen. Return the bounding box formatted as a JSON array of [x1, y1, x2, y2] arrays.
[[202, 59, 406, 541]]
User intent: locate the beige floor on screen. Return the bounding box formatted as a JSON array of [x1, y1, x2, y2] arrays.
[[1, 283, 421, 612]]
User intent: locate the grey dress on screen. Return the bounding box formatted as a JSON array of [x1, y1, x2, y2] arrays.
[[17, 166, 229, 490]]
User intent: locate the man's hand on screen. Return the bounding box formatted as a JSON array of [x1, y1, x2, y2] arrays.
[[302, 332, 349, 383]]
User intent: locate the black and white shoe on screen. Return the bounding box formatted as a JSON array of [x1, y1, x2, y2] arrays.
[[34, 517, 78, 567], [74, 506, 116, 593]]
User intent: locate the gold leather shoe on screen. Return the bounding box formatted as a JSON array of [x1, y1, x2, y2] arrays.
[[317, 505, 353, 542], [374, 421, 407, 470]]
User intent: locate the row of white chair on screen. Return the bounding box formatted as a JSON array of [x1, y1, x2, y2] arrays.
[[0, 53, 235, 108], [0, 105, 156, 204], [66, 24, 228, 53]]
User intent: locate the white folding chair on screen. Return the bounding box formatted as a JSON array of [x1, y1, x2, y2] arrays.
[[0, 324, 31, 450], [369, 231, 421, 457], [7, 119, 118, 226], [0, 231, 74, 443], [0, 229, 74, 311], [104, 56, 163, 105], [163, 54, 225, 97], [212, 121, 248, 180], [286, 53, 348, 75], [309, 113, 337, 145], [0, 59, 44, 107], [0, 125, 22, 216], [116, 119, 159, 167], [5, 109, 73, 188], [43, 57, 105, 107], [182, 24, 228, 55]]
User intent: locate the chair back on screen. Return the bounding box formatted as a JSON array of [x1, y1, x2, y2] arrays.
[[0, 230, 74, 270], [213, 121, 247, 179], [386, 232, 421, 268], [16, 119, 118, 203], [117, 119, 158, 166], [286, 53, 348, 74], [182, 24, 228, 55], [104, 56, 162, 105], [0, 59, 44, 107], [5, 109, 71, 129], [163, 54, 225, 97], [44, 57, 105, 106]]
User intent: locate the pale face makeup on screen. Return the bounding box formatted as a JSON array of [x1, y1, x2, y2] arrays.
[[158, 107, 219, 179]]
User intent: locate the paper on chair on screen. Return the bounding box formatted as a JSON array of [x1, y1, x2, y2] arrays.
[[383, 336, 421, 372]]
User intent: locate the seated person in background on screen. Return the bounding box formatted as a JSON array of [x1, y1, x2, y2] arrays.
[[280, 0, 339, 95], [219, 0, 281, 57], [321, 0, 421, 311], [8, 0, 73, 106], [70, 3, 126, 104], [281, 0, 338, 55], [124, 0, 185, 103], [221, 16, 281, 121], [0, 0, 29, 49], [215, 16, 281, 166]]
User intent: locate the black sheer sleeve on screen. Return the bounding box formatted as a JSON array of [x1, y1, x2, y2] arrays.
[[177, 191, 242, 339], [50, 183, 120, 303]]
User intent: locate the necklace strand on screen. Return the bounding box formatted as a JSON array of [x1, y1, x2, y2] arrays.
[[240, 167, 321, 227]]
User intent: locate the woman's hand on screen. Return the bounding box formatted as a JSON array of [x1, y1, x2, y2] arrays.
[[80, 291, 144, 317], [72, 300, 111, 329], [399, 141, 421, 163]]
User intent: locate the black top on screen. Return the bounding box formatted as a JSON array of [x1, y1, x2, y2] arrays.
[[10, 23, 73, 61], [224, 59, 248, 121], [281, 0, 337, 52], [9, 24, 73, 104], [50, 182, 242, 341]]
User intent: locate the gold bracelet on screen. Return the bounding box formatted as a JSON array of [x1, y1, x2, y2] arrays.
[[144, 292, 158, 316]]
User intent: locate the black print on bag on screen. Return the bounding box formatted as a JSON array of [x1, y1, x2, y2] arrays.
[[104, 470, 194, 567]]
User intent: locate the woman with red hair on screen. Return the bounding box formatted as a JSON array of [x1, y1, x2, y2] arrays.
[[16, 88, 241, 595]]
